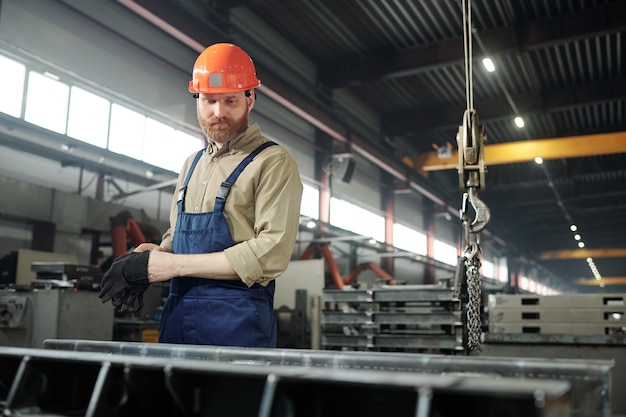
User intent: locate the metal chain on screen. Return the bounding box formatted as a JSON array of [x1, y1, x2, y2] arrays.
[[457, 0, 488, 354], [465, 252, 482, 351]]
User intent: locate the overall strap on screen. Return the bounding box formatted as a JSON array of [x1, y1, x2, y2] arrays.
[[215, 141, 277, 212], [177, 149, 204, 213]]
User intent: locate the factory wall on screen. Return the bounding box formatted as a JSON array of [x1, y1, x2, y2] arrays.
[[0, 0, 198, 130]]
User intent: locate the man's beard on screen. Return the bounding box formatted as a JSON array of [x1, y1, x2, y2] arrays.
[[199, 112, 249, 144]]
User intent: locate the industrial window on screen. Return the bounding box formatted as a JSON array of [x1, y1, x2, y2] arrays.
[[0, 52, 202, 176], [166, 130, 204, 173], [519, 276, 555, 294], [67, 86, 110, 148], [143, 118, 176, 168], [24, 71, 69, 134], [330, 197, 385, 242], [300, 183, 319, 220], [482, 259, 494, 279], [535, 282, 546, 295], [108, 103, 146, 160], [0, 55, 25, 118], [393, 223, 427, 255], [498, 257, 508, 283], [520, 276, 529, 291], [433, 239, 457, 266], [107, 104, 200, 173]]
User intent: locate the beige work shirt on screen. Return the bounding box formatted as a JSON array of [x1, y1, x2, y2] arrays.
[[161, 124, 303, 287]]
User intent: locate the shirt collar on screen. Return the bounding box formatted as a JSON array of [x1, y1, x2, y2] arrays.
[[206, 124, 262, 156]]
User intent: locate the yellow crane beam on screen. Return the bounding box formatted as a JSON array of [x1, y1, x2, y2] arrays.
[[411, 131, 626, 172], [538, 248, 626, 260], [575, 277, 626, 286]]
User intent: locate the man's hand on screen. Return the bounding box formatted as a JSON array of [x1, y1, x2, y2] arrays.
[[135, 242, 163, 252], [99, 251, 151, 312]]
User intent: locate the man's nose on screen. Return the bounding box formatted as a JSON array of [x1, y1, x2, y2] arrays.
[[212, 102, 225, 117]]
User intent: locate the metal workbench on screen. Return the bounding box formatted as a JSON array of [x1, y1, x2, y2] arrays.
[[0, 344, 570, 417], [40, 338, 616, 417]]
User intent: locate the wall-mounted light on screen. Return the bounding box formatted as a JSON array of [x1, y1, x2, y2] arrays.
[[534, 156, 543, 165], [329, 153, 356, 184], [514, 116, 525, 128], [60, 143, 74, 153]]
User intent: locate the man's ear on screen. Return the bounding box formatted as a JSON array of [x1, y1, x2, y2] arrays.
[[246, 93, 255, 113]]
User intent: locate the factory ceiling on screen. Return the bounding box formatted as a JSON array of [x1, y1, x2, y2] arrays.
[[77, 0, 626, 292]]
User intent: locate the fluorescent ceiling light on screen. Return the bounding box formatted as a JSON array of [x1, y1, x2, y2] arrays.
[[482, 58, 495, 72]]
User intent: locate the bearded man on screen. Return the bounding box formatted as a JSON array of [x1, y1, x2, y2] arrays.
[[99, 43, 303, 347]]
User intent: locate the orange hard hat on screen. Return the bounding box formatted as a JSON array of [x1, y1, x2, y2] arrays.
[[188, 43, 261, 94]]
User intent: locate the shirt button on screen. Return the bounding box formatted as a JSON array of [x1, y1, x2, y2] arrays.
[[213, 157, 218, 162], [202, 180, 207, 185], [194, 206, 199, 211]]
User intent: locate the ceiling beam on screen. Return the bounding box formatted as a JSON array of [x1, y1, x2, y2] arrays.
[[412, 131, 626, 172], [486, 171, 626, 194], [385, 78, 626, 136], [538, 248, 626, 260], [319, 3, 626, 88]]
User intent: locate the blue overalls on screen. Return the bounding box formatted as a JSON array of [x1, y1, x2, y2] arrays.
[[158, 142, 278, 347]]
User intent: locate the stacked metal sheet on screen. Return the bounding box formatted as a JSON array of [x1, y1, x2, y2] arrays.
[[488, 293, 626, 335], [321, 285, 464, 353]]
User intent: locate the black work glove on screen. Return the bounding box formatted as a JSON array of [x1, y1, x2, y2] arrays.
[[110, 286, 149, 313], [99, 251, 151, 312]]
